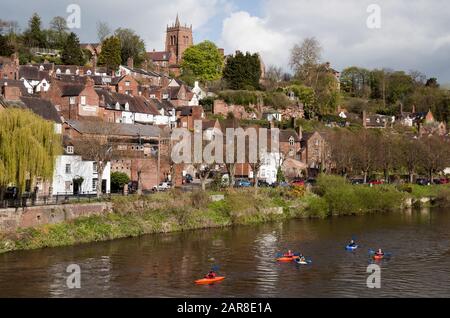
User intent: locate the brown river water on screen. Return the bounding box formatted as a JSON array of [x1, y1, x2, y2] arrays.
[[1, 207, 450, 298]]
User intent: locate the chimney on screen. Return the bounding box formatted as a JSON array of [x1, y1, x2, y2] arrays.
[[127, 57, 134, 69], [412, 104, 416, 114]]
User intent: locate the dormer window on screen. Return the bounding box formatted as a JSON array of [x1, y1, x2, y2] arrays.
[[115, 102, 120, 110], [289, 136, 295, 146], [124, 102, 130, 111], [39, 65, 44, 71], [65, 69, 71, 74], [66, 146, 74, 154], [86, 70, 92, 75], [56, 69, 61, 74]]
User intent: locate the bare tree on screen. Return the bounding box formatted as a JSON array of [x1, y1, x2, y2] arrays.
[[398, 137, 423, 183], [97, 21, 111, 43], [290, 37, 322, 85], [72, 121, 116, 198], [420, 135, 450, 182]]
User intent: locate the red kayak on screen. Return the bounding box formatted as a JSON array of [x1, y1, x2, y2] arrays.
[[373, 254, 384, 261], [277, 256, 300, 262], [195, 277, 225, 285]]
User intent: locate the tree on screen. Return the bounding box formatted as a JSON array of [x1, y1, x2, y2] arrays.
[[49, 16, 69, 49], [341, 66, 372, 98], [111, 172, 130, 193], [0, 34, 14, 56], [61, 32, 84, 65], [287, 85, 316, 118], [97, 22, 111, 43], [290, 37, 322, 85], [114, 28, 146, 67], [0, 109, 61, 198], [223, 51, 261, 90], [23, 13, 47, 48], [419, 135, 450, 182], [180, 40, 223, 84], [98, 36, 122, 73], [398, 137, 423, 183], [72, 121, 116, 198], [264, 65, 283, 90]]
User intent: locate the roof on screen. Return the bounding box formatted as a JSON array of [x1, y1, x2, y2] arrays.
[[95, 89, 160, 115], [60, 83, 85, 97], [279, 130, 301, 142], [0, 96, 61, 123], [66, 120, 161, 138], [0, 79, 29, 96], [19, 96, 62, 123], [147, 51, 172, 62]]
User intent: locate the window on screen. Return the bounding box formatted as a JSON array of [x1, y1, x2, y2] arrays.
[[125, 81, 130, 87], [66, 146, 74, 154], [69, 97, 76, 105], [93, 162, 98, 173], [92, 178, 98, 191], [65, 181, 71, 192], [65, 164, 71, 174], [80, 96, 86, 105], [289, 137, 295, 146], [261, 169, 266, 178]]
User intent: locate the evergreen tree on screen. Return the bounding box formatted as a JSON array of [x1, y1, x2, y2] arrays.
[[0, 34, 14, 56], [223, 51, 261, 90], [61, 32, 84, 65], [23, 13, 47, 48], [98, 36, 122, 73]]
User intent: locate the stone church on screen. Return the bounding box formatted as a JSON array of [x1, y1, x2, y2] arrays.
[[148, 15, 193, 76]]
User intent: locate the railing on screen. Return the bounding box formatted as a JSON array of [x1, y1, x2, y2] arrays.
[[0, 191, 118, 210]]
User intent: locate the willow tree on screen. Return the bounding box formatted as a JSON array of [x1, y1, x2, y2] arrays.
[[0, 108, 61, 198]]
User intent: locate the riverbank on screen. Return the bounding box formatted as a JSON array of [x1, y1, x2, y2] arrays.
[[1, 176, 449, 254]]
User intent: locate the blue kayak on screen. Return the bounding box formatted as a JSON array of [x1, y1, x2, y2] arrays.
[[345, 245, 358, 251]]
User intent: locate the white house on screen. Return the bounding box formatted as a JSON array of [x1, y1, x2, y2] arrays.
[[263, 111, 282, 122], [257, 152, 281, 185], [52, 154, 111, 196]]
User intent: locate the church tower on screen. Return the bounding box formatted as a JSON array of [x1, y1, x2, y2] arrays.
[[165, 14, 193, 64]]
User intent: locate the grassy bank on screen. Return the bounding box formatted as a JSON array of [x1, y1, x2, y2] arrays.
[[1, 176, 449, 254]]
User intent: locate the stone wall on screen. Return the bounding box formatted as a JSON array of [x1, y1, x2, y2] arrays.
[[0, 202, 112, 233]]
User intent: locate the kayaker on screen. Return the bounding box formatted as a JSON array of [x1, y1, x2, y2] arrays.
[[205, 271, 217, 279], [375, 249, 384, 257], [284, 250, 294, 258], [349, 240, 357, 247], [299, 256, 306, 263]]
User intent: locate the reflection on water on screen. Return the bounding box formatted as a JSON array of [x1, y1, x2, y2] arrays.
[[1, 208, 450, 298]]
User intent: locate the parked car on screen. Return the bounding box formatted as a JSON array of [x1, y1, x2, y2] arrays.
[[152, 182, 172, 191], [184, 174, 193, 184], [291, 178, 305, 187], [235, 179, 252, 188], [351, 178, 365, 185], [439, 178, 450, 184], [369, 180, 384, 185], [416, 178, 431, 186], [272, 181, 289, 188], [257, 180, 271, 187]]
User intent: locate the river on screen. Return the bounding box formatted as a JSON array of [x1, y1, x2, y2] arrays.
[[1, 207, 450, 298]]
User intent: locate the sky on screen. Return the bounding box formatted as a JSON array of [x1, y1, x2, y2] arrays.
[[1, 0, 450, 83]]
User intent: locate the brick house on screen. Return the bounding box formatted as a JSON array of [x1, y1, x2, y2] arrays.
[[64, 120, 170, 191], [0, 54, 20, 80], [299, 131, 329, 177], [112, 74, 139, 96], [176, 106, 205, 130], [44, 77, 100, 120]]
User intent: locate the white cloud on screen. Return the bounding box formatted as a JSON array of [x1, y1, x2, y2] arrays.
[[219, 0, 450, 82]]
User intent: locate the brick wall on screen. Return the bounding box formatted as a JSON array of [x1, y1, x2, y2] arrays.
[[0, 202, 112, 233]]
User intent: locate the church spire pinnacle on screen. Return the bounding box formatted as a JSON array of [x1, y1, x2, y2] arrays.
[[175, 14, 180, 27]]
